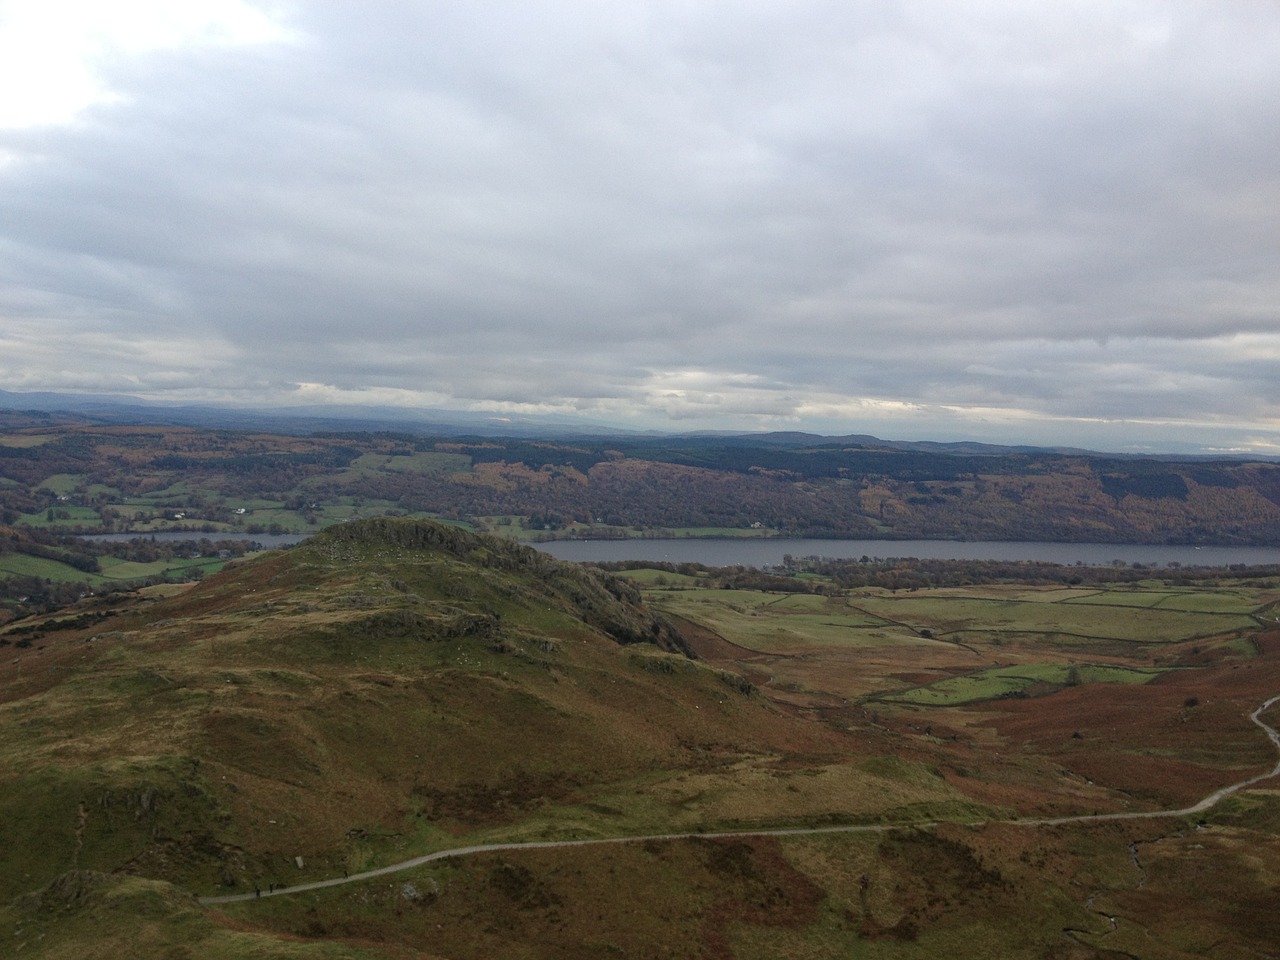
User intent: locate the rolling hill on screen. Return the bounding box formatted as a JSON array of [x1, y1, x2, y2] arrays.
[[0, 518, 884, 954], [4, 517, 1280, 957]]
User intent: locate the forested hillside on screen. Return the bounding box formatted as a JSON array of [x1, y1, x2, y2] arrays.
[[3, 413, 1279, 548]]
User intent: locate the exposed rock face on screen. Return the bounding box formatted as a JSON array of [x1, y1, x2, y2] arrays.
[[306, 517, 692, 656]]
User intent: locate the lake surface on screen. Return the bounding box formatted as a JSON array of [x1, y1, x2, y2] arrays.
[[535, 538, 1280, 569], [79, 531, 1280, 569]]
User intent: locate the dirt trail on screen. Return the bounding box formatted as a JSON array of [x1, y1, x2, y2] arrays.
[[199, 695, 1280, 906]]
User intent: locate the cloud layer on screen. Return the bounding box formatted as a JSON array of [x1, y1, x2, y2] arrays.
[[2, 1, 1278, 451]]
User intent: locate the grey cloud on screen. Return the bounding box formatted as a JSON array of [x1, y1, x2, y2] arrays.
[[1, 1, 1278, 451]]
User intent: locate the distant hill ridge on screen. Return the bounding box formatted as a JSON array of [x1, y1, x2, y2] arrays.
[[3, 417, 1279, 546]]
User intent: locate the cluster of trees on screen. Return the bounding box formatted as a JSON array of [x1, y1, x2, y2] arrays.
[[0, 575, 99, 622], [1, 527, 99, 571], [797, 556, 1280, 591], [350, 458, 881, 536], [593, 559, 825, 594]]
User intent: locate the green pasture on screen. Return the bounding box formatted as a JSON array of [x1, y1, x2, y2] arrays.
[[762, 593, 830, 610], [109, 486, 224, 512], [334, 454, 389, 480], [343, 452, 396, 475], [852, 593, 1255, 643], [658, 579, 1268, 660], [1059, 589, 1258, 613], [655, 589, 916, 651], [17, 505, 102, 528], [36, 473, 84, 494], [920, 586, 1102, 603], [884, 662, 1165, 706], [220, 497, 286, 510], [1136, 591, 1255, 614], [128, 481, 198, 499], [614, 568, 705, 587], [104, 519, 236, 535], [0, 552, 107, 585], [0, 551, 225, 587], [230, 504, 375, 531], [0, 433, 56, 447], [1058, 589, 1175, 608], [97, 556, 226, 581], [339, 451, 471, 480], [96, 557, 175, 580]]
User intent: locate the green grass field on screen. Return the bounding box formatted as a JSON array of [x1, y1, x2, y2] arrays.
[[883, 662, 1165, 705], [611, 568, 705, 587], [338, 451, 471, 481], [851, 593, 1256, 643], [1056, 588, 1259, 613], [17, 505, 102, 528], [0, 552, 109, 585], [35, 473, 85, 494], [97, 556, 226, 581], [656, 589, 916, 650], [645, 577, 1271, 709], [0, 552, 226, 586], [0, 434, 56, 447]]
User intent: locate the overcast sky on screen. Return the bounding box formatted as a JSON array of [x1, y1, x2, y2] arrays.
[[2, 1, 1278, 453]]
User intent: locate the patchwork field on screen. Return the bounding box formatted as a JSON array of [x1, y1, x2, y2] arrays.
[[645, 573, 1280, 817]]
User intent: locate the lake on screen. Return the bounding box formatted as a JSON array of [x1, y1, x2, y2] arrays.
[[80, 531, 1280, 569]]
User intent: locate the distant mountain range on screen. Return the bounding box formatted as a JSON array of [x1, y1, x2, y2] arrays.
[[0, 388, 1233, 460], [0, 388, 640, 438]]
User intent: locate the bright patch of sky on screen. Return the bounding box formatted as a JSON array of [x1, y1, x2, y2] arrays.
[[0, 0, 295, 129]]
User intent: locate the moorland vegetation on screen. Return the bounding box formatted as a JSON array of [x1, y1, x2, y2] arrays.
[[3, 517, 1280, 957]]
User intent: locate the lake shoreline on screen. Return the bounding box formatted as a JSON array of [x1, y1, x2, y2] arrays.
[[77, 529, 1280, 569]]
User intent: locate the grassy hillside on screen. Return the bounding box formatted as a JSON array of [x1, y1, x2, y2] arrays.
[[4, 519, 1280, 957], [0, 519, 874, 902]]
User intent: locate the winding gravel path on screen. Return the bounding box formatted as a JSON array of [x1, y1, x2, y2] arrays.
[[199, 695, 1280, 906]]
